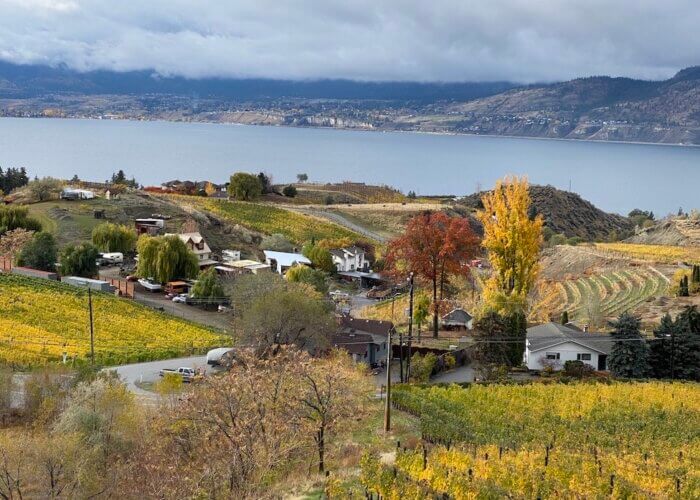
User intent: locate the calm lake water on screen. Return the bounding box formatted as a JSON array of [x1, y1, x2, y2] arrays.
[[0, 117, 698, 215]]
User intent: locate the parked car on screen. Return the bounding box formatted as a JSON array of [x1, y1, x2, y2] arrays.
[[101, 252, 124, 264], [159, 367, 196, 382], [138, 278, 162, 292], [172, 294, 188, 303], [217, 304, 230, 312]]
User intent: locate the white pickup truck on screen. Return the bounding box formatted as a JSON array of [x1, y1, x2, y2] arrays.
[[159, 367, 196, 382]]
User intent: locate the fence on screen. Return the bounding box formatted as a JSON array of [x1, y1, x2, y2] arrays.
[[108, 278, 135, 298]]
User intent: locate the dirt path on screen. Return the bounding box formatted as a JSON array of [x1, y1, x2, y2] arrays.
[[289, 207, 388, 243]]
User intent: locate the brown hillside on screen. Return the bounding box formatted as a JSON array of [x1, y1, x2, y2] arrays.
[[457, 185, 632, 241]]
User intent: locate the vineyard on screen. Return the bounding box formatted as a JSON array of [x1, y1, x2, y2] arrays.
[[164, 195, 365, 244], [357, 382, 700, 498], [531, 266, 669, 323], [595, 242, 700, 264], [0, 274, 227, 367]]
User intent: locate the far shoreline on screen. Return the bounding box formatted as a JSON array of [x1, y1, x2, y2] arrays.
[[0, 114, 698, 150]]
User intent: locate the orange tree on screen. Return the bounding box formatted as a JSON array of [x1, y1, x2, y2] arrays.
[[386, 212, 479, 337]]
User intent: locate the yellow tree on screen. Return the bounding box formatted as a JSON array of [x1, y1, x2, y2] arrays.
[[478, 176, 543, 314]]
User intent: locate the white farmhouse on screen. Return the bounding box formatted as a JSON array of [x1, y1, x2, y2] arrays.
[[524, 322, 612, 371], [168, 232, 217, 268], [330, 246, 368, 272], [263, 250, 311, 275]]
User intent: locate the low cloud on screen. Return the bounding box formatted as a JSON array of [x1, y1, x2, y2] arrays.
[[0, 0, 697, 82]]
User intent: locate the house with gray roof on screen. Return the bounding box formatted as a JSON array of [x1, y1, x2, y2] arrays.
[[441, 308, 473, 330], [525, 322, 613, 371]]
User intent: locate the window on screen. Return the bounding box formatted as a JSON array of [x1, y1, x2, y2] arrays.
[[545, 352, 560, 360], [577, 353, 592, 361]]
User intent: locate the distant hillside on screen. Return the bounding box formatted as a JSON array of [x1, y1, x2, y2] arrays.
[[431, 67, 700, 144], [626, 218, 700, 246], [457, 185, 633, 240], [0, 61, 514, 102]]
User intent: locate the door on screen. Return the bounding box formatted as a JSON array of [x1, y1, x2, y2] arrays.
[[598, 354, 608, 371]]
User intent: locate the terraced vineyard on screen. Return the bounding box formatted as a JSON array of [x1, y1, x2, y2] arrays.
[[533, 267, 669, 323]]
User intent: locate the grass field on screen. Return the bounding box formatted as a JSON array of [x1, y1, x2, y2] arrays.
[[167, 195, 366, 243], [0, 274, 227, 367], [595, 242, 700, 264], [355, 382, 700, 498]]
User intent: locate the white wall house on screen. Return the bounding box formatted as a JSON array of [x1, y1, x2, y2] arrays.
[[168, 232, 216, 267], [330, 247, 368, 272], [263, 250, 312, 274], [525, 323, 611, 371]]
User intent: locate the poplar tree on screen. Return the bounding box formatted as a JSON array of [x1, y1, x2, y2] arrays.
[[478, 176, 544, 314]]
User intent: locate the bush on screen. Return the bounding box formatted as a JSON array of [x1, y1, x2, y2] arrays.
[[563, 360, 593, 378], [409, 352, 438, 382], [282, 185, 297, 198], [16, 232, 57, 272], [260, 233, 294, 252]]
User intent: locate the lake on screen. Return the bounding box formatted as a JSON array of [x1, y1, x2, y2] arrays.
[[0, 117, 698, 215]]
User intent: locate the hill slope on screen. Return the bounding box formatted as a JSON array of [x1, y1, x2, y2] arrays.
[[626, 218, 700, 246], [457, 185, 633, 240]]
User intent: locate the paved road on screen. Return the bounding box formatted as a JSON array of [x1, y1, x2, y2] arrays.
[[110, 355, 224, 398]]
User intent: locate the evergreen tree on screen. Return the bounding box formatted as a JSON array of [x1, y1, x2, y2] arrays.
[[561, 310, 569, 325], [473, 311, 525, 367], [671, 306, 700, 381], [649, 313, 675, 378], [608, 313, 650, 378]]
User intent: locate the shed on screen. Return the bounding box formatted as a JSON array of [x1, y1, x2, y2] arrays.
[[441, 308, 474, 330]]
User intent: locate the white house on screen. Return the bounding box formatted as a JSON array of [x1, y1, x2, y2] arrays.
[[330, 247, 368, 272], [263, 250, 311, 274], [222, 250, 241, 264], [524, 323, 612, 372], [168, 232, 217, 268]]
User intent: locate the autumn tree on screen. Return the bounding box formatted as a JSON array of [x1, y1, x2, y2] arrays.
[[386, 212, 479, 338], [286, 264, 329, 294], [292, 350, 372, 473], [302, 242, 336, 273], [0, 228, 34, 259], [413, 293, 431, 342], [478, 176, 543, 314], [190, 266, 224, 301]]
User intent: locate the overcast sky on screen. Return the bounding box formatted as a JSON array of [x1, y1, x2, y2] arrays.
[[0, 0, 698, 83]]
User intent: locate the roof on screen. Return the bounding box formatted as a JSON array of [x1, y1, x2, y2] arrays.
[[263, 250, 311, 267], [442, 308, 473, 324], [338, 271, 386, 281], [330, 247, 365, 259], [526, 323, 613, 355], [330, 332, 374, 356], [339, 316, 393, 337], [166, 232, 212, 256], [228, 259, 263, 268]]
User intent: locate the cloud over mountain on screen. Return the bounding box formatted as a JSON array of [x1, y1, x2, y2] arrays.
[[0, 0, 698, 82]]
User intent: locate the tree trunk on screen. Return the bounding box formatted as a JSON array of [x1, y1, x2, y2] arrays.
[[432, 276, 439, 338], [317, 426, 325, 473]]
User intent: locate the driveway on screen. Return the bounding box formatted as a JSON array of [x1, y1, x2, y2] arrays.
[[109, 355, 224, 398]]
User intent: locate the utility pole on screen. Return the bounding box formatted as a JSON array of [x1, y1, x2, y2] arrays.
[[670, 327, 676, 381], [384, 324, 393, 433], [406, 272, 415, 382], [398, 329, 404, 383], [88, 287, 95, 366]]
